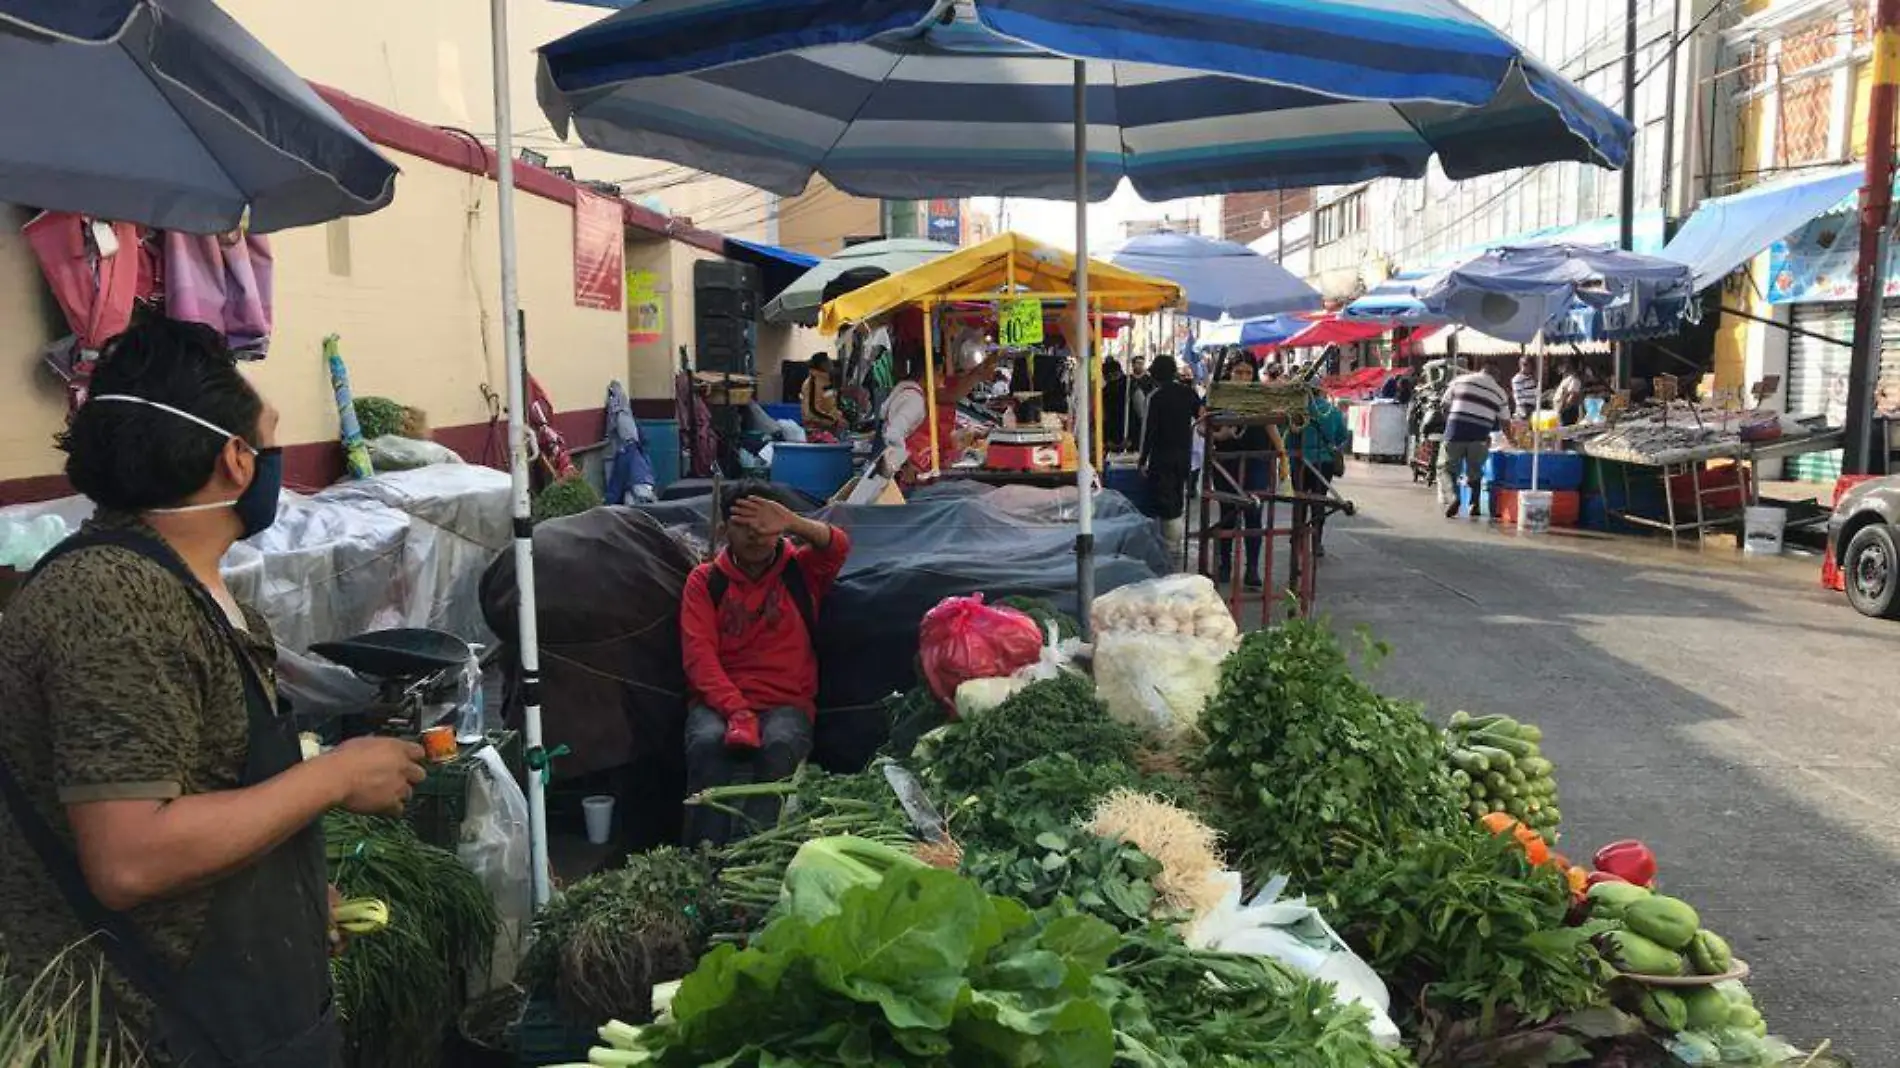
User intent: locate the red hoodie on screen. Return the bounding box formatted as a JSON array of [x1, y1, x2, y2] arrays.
[[679, 528, 851, 720]]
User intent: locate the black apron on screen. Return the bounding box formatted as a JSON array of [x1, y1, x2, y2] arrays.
[[0, 528, 338, 1067]]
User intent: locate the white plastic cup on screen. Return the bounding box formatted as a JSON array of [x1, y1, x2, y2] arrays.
[[581, 795, 616, 845]]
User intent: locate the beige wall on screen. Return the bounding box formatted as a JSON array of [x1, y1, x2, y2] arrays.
[[0, 146, 629, 482], [218, 0, 766, 238], [779, 179, 882, 258]]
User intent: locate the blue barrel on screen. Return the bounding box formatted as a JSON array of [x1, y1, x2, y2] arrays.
[[762, 402, 802, 425], [637, 419, 680, 489], [770, 442, 854, 500], [1103, 462, 1153, 515]]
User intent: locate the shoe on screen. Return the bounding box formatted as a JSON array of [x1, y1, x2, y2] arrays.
[[1243, 571, 1263, 589], [723, 710, 761, 751], [1445, 499, 1460, 518], [1217, 568, 1232, 586], [1314, 543, 1326, 559]]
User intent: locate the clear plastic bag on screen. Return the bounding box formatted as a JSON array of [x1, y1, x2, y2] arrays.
[[1093, 631, 1226, 739], [457, 746, 531, 993], [1090, 574, 1239, 645], [1186, 872, 1401, 1047]]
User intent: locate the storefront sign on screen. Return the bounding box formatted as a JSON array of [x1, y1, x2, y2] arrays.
[[626, 269, 664, 344], [574, 189, 625, 311], [998, 298, 1044, 347], [927, 198, 961, 246], [1766, 210, 1900, 304]]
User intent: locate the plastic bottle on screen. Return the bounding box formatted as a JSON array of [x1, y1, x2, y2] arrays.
[[455, 644, 487, 744]]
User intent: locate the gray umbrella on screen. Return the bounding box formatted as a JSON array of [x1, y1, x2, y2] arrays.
[[762, 238, 957, 326], [0, 0, 396, 233]]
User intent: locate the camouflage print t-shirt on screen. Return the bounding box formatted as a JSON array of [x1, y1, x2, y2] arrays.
[[0, 513, 275, 1050]]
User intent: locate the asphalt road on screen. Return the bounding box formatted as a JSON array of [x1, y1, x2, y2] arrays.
[[1301, 463, 1899, 1061]]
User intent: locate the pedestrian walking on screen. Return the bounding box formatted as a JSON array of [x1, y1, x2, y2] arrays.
[[1139, 355, 1202, 563], [1440, 364, 1510, 519]]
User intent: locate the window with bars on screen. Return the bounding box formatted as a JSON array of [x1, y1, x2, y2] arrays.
[[1315, 191, 1365, 247]]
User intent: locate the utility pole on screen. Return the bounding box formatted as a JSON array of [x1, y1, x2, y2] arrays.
[[1846, 0, 1900, 475], [1617, 0, 1639, 389]]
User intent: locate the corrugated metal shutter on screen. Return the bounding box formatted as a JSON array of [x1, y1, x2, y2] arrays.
[[1787, 304, 1853, 483]]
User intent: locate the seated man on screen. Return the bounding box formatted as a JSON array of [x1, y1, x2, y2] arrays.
[[679, 483, 850, 845], [800, 352, 847, 436]]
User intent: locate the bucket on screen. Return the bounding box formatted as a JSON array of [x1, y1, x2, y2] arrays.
[[1518, 490, 1553, 536], [581, 795, 616, 845], [1743, 505, 1787, 555], [637, 418, 680, 488], [770, 442, 855, 500]]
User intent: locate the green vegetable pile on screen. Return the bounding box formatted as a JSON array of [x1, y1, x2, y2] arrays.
[[519, 847, 717, 1026], [352, 395, 407, 440], [1445, 712, 1562, 840], [534, 475, 604, 522], [919, 674, 1137, 799], [992, 594, 1081, 641], [1195, 620, 1463, 886], [1321, 826, 1609, 1035], [602, 866, 1127, 1067], [325, 813, 497, 1068]]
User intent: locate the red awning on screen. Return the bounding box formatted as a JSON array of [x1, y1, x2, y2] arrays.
[[1273, 316, 1391, 350]]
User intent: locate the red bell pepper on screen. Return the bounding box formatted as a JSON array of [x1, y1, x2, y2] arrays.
[[1591, 840, 1657, 887], [1585, 870, 1629, 888]]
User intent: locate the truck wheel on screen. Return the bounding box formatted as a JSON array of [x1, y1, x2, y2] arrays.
[[1845, 523, 1900, 619]]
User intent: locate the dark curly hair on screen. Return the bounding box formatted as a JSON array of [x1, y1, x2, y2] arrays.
[[59, 316, 264, 512]]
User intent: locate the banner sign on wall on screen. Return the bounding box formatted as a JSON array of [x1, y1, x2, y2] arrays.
[[626, 269, 664, 344], [574, 189, 625, 311], [1767, 210, 1900, 304]]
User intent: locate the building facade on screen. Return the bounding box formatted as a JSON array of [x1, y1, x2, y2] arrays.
[[1301, 0, 1720, 308]]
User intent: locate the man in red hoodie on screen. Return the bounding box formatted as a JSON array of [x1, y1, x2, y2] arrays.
[[679, 483, 851, 845]]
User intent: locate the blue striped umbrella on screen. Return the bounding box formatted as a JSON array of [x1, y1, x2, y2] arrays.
[[537, 0, 1632, 619], [538, 0, 1631, 202]]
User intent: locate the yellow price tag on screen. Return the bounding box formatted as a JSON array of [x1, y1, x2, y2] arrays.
[[998, 299, 1044, 348]]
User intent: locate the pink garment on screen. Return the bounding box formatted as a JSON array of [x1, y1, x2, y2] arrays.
[[23, 212, 150, 351], [163, 230, 274, 357]]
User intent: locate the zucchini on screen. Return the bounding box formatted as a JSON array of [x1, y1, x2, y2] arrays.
[[1520, 756, 1554, 778], [1506, 766, 1527, 785], [1449, 748, 1490, 775], [1464, 713, 1515, 733], [1449, 769, 1472, 789], [1489, 798, 1508, 813], [1468, 800, 1490, 820], [1467, 732, 1538, 759], [1449, 710, 1471, 729], [1517, 723, 1545, 743]]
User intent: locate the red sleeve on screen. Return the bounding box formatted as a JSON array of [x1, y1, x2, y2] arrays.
[[794, 525, 852, 600], [679, 566, 748, 718]]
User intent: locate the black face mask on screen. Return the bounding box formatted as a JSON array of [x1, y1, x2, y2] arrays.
[[89, 394, 282, 538]]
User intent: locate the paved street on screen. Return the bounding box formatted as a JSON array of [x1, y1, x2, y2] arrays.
[[1308, 462, 1899, 1060]]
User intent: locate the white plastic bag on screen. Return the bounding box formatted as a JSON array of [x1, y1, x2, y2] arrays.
[[1091, 574, 1239, 645], [1093, 630, 1227, 739], [457, 746, 531, 992], [367, 435, 464, 471], [1186, 872, 1401, 1047], [1015, 620, 1086, 683]]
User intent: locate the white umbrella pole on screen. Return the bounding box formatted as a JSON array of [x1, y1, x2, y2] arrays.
[[1072, 60, 1096, 634], [1532, 339, 1545, 494], [490, 0, 552, 909]]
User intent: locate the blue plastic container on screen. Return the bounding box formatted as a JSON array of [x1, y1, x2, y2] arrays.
[[1103, 463, 1154, 515], [637, 419, 680, 489], [763, 402, 802, 425], [770, 442, 855, 500], [1484, 450, 1584, 491]]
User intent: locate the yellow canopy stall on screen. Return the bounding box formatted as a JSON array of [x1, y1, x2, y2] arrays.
[[818, 231, 1182, 332], [817, 231, 1183, 479]]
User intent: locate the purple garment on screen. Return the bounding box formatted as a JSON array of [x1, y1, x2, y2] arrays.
[[164, 231, 274, 357]]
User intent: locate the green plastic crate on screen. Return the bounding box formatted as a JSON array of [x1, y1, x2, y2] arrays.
[[408, 730, 523, 849]]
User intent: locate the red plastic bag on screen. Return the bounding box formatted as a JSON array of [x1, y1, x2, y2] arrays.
[[918, 595, 1044, 714]]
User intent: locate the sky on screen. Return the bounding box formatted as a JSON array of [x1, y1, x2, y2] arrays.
[[971, 184, 1216, 252]]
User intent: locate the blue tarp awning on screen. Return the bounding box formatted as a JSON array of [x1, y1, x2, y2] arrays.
[[724, 237, 822, 304], [726, 237, 820, 269], [1661, 163, 1864, 291]]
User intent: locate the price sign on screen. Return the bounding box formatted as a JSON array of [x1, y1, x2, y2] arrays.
[[998, 299, 1044, 348], [1655, 374, 1680, 404]]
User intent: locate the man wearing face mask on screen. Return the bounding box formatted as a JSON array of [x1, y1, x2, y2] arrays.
[[0, 317, 427, 1067]]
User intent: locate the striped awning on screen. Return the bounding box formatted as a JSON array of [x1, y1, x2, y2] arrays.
[[538, 0, 1633, 203]]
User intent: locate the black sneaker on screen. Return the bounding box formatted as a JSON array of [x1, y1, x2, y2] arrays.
[[1243, 571, 1263, 589], [1445, 499, 1460, 518]]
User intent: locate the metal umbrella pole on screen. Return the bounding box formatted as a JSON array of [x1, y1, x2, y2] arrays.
[[1072, 59, 1096, 635], [489, 0, 552, 909]]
